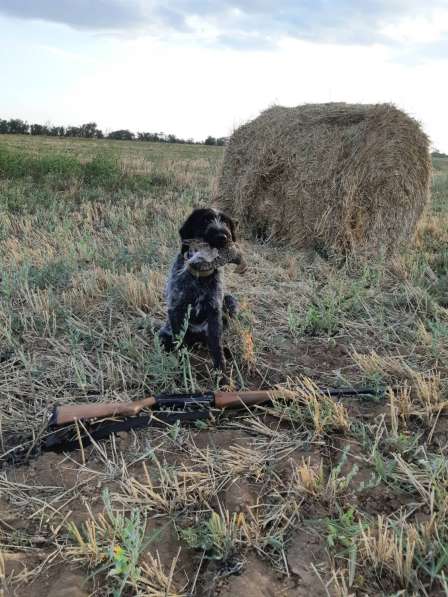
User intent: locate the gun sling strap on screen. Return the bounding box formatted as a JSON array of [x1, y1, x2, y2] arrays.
[[1, 410, 212, 468]]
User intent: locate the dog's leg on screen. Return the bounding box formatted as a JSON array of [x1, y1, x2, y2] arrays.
[[207, 306, 226, 370], [159, 306, 189, 352], [222, 294, 239, 331], [158, 321, 174, 351], [223, 294, 239, 318], [160, 305, 209, 351], [166, 306, 190, 346]]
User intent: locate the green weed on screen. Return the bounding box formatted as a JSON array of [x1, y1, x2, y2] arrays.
[[67, 489, 149, 596], [181, 511, 242, 561]]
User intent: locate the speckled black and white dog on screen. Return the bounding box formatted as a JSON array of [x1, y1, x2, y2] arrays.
[[159, 208, 239, 371]]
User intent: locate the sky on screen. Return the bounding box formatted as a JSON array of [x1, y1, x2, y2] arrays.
[[0, 1, 448, 150]]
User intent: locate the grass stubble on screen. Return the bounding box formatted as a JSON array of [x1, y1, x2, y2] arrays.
[[1, 135, 448, 595]]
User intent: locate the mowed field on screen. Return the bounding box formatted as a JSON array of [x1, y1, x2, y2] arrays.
[[1, 133, 448, 596]]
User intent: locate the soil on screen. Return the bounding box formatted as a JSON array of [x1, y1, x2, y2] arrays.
[[1, 425, 339, 596], [256, 338, 356, 386], [200, 527, 330, 597], [0, 341, 415, 596]]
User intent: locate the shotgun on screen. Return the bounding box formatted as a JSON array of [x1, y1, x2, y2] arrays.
[[50, 386, 380, 426], [1, 386, 382, 466], [51, 389, 293, 426]]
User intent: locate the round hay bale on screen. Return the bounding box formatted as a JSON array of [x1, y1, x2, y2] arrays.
[[216, 103, 431, 254]]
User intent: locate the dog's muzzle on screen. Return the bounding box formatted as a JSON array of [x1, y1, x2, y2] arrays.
[[183, 239, 219, 277], [186, 262, 216, 277]]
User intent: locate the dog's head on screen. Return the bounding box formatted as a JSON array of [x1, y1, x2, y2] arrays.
[[179, 208, 237, 254]]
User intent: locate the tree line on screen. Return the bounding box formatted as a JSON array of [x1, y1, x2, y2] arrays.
[[0, 118, 227, 146], [432, 150, 448, 158]]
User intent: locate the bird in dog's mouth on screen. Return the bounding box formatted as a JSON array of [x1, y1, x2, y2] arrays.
[[183, 239, 247, 275]]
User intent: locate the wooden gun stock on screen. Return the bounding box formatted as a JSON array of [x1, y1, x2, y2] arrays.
[[52, 396, 157, 426], [214, 388, 295, 409]]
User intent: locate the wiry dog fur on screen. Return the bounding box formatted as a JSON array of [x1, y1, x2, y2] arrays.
[[159, 208, 239, 371]]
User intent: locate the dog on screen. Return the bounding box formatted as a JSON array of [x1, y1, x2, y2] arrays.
[[159, 208, 239, 371]]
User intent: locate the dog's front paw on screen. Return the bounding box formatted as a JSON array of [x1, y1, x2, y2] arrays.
[[213, 356, 226, 371], [213, 367, 230, 388], [212, 353, 231, 386], [223, 294, 239, 318], [158, 327, 174, 352]]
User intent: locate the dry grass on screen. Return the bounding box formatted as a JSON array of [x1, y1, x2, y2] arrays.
[[1, 134, 448, 595]]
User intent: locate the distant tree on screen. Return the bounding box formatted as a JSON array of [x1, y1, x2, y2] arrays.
[[138, 132, 161, 142], [49, 126, 65, 137], [432, 150, 448, 158], [65, 126, 81, 137], [0, 114, 208, 145], [108, 129, 135, 140], [7, 118, 29, 134], [216, 137, 227, 146], [79, 122, 103, 138], [31, 123, 50, 135], [137, 131, 195, 144]]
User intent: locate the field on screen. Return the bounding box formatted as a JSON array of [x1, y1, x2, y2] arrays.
[[1, 133, 448, 596]]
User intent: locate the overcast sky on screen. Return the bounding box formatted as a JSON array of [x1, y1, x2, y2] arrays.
[[1, 1, 447, 149]]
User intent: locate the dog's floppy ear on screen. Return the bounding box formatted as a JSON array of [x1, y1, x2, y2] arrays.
[[220, 212, 238, 242], [179, 222, 192, 255], [178, 216, 190, 255], [179, 218, 193, 241], [179, 208, 207, 241], [179, 209, 204, 255], [179, 212, 197, 257]]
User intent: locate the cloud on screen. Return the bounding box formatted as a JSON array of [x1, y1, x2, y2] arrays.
[[0, 0, 143, 30], [0, 0, 447, 51]]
